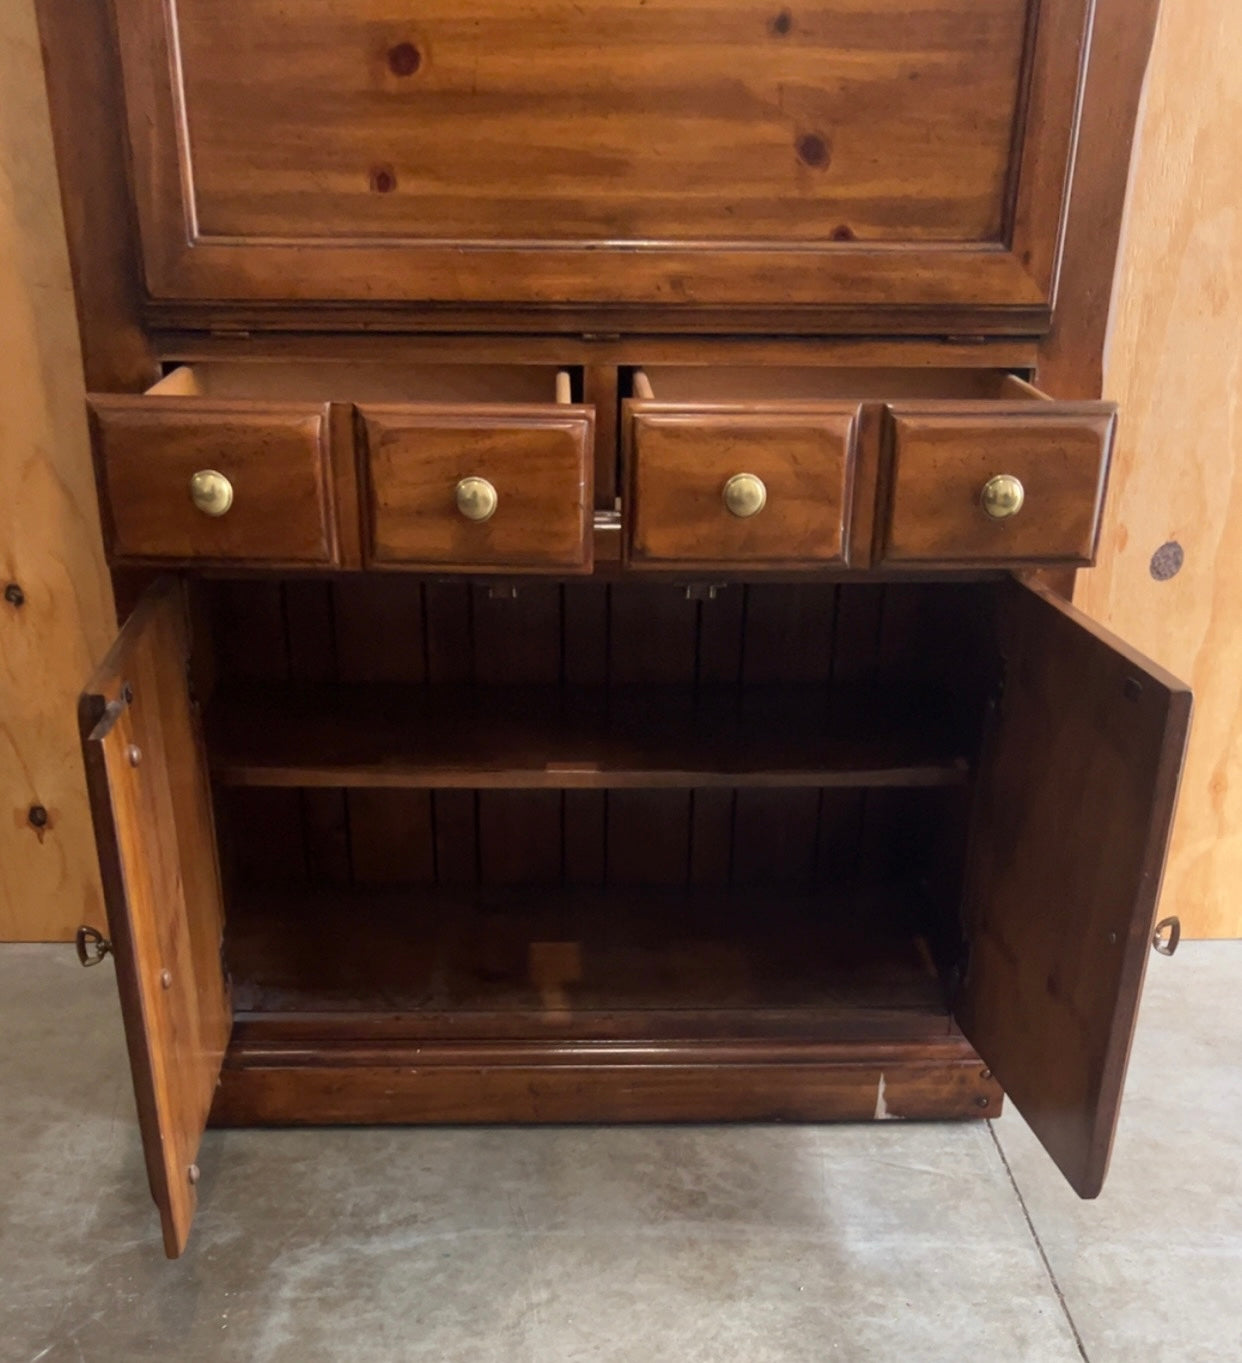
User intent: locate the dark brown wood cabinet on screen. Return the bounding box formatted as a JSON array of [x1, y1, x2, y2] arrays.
[[41, 0, 1184, 1258]]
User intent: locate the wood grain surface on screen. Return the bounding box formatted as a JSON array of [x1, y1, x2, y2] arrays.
[[90, 397, 337, 566], [359, 405, 594, 571], [0, 0, 115, 940], [212, 1036, 999, 1128], [80, 581, 232, 1257], [109, 0, 1088, 322], [881, 402, 1115, 566], [206, 680, 973, 790], [626, 405, 858, 568], [1074, 0, 1242, 937], [959, 580, 1191, 1197]]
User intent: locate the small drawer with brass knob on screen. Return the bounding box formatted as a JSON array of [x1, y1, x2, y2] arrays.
[[624, 368, 859, 569], [358, 367, 594, 573], [879, 396, 1117, 567], [88, 365, 336, 566]]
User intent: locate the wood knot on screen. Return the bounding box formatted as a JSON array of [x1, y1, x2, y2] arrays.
[[795, 132, 831, 169], [387, 42, 421, 77], [768, 9, 793, 36], [370, 164, 397, 194]]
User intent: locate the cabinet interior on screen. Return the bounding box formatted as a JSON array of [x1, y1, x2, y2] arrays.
[[148, 362, 576, 405], [630, 365, 1042, 403], [195, 577, 1003, 1045]]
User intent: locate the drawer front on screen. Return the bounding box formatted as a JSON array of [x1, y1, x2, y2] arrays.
[[360, 407, 594, 572], [89, 398, 335, 565], [880, 405, 1116, 565], [627, 408, 859, 568]]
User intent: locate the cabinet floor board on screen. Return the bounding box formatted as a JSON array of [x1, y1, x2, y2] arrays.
[[224, 883, 951, 1040]]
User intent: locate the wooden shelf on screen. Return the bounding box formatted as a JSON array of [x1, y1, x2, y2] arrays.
[[207, 682, 973, 791], [224, 883, 951, 1043]]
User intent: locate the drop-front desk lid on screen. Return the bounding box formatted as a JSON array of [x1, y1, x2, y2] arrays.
[[113, 0, 1091, 328]]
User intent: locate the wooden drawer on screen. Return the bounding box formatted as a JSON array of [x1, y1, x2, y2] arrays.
[[88, 368, 336, 567], [624, 369, 859, 569], [880, 382, 1116, 567], [88, 362, 595, 573], [625, 368, 1115, 571], [358, 369, 594, 572]]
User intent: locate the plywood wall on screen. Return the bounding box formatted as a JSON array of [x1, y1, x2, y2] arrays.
[[1077, 1, 1242, 937], [0, 0, 116, 939]]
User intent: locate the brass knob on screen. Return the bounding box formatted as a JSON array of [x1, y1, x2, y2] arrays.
[[723, 473, 767, 519], [188, 469, 233, 517], [455, 476, 498, 522], [980, 474, 1025, 520]]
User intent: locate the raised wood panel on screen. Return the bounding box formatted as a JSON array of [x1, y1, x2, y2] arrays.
[[359, 406, 594, 572], [181, 2, 1026, 245], [625, 405, 858, 568], [1074, 0, 1242, 939], [80, 581, 231, 1257], [959, 581, 1190, 1198], [881, 403, 1116, 565], [0, 0, 116, 941], [110, 0, 1091, 323], [89, 398, 336, 566]]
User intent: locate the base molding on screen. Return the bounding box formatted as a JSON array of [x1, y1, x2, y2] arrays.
[[210, 1034, 1003, 1126]]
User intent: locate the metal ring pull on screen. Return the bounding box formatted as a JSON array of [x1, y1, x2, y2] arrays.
[[722, 473, 767, 519], [75, 925, 113, 967], [1151, 916, 1181, 957], [980, 474, 1025, 520], [189, 469, 234, 517], [455, 476, 499, 522]]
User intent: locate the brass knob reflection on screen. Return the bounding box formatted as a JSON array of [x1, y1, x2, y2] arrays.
[[722, 472, 767, 519], [455, 476, 498, 522], [980, 474, 1025, 520], [188, 469, 233, 517]]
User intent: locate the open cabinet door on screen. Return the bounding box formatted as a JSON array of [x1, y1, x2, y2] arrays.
[[958, 579, 1191, 1197], [79, 579, 230, 1257]]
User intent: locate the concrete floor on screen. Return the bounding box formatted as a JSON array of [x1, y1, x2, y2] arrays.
[[1, 944, 1239, 1363]]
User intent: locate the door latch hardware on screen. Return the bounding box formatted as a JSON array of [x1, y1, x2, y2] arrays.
[[1151, 916, 1181, 957], [75, 925, 113, 967]]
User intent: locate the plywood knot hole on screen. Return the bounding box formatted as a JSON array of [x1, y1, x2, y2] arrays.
[[768, 9, 793, 36], [27, 804, 49, 830], [1150, 540, 1184, 581], [795, 132, 831, 169], [370, 163, 397, 194], [387, 42, 421, 76]]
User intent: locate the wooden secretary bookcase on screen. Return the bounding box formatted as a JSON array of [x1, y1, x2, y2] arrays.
[[38, 0, 1187, 1256]]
